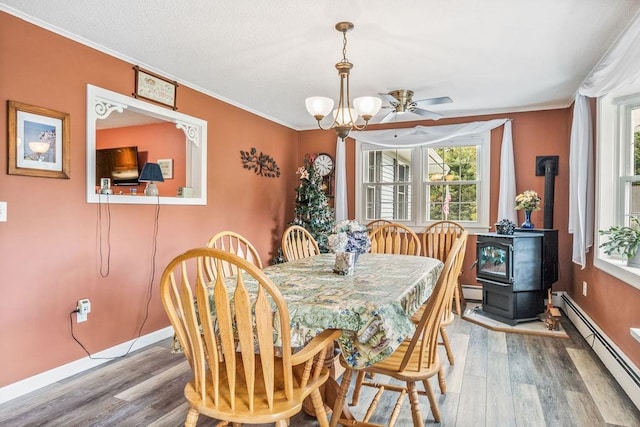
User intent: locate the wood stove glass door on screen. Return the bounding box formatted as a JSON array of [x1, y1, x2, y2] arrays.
[[477, 240, 512, 284]]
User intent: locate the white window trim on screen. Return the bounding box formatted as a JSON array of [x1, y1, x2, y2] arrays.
[[594, 84, 640, 291], [354, 131, 491, 233]]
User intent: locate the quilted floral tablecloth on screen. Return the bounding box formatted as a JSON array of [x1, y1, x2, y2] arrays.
[[238, 253, 443, 369]]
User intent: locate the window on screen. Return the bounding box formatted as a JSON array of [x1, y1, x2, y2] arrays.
[[356, 132, 490, 230], [595, 85, 640, 289], [619, 102, 640, 224]]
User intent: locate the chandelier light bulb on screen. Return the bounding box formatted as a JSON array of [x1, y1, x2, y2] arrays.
[[333, 107, 357, 127]]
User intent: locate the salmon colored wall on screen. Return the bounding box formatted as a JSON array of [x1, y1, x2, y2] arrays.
[[567, 98, 640, 367], [97, 122, 187, 197], [299, 109, 573, 290], [571, 253, 640, 367], [0, 12, 299, 386], [3, 10, 638, 390]]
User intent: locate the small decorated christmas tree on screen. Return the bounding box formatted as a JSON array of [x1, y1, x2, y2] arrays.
[[291, 154, 335, 252]]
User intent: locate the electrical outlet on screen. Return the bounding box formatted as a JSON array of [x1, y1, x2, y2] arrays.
[[582, 281, 588, 297], [76, 298, 91, 322], [0, 201, 7, 222]]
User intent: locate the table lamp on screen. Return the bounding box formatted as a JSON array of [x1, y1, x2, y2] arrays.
[[139, 162, 164, 196]]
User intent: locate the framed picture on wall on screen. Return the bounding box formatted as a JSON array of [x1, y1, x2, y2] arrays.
[[158, 158, 174, 179], [133, 66, 178, 110], [7, 101, 70, 179]]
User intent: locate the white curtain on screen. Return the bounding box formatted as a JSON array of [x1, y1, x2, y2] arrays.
[[497, 120, 518, 223], [334, 136, 347, 221], [334, 119, 514, 221], [569, 11, 640, 268]]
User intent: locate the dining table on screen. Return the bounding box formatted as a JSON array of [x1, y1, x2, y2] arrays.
[[238, 252, 444, 369]]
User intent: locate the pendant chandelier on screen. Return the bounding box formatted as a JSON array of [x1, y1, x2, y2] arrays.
[[305, 22, 382, 140]]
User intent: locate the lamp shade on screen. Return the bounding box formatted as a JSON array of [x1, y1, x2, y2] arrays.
[[305, 96, 334, 119], [353, 96, 382, 119], [139, 162, 165, 183]]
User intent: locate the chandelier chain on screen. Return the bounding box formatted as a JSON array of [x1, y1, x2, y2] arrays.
[[342, 30, 348, 63]]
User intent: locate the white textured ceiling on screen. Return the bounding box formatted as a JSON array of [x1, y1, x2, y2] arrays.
[[2, 0, 639, 129]]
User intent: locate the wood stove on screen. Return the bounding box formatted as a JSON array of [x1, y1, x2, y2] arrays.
[[476, 231, 557, 325]]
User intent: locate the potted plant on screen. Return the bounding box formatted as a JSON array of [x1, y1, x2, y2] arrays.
[[599, 217, 640, 267]]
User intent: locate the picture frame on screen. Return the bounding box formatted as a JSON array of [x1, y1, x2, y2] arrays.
[[7, 101, 70, 179], [157, 158, 174, 179], [133, 66, 178, 110]]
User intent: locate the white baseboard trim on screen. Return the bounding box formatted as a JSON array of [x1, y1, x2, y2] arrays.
[[0, 326, 174, 405], [561, 293, 640, 410]]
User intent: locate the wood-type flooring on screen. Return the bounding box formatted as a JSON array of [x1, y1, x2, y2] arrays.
[[1, 314, 639, 426]]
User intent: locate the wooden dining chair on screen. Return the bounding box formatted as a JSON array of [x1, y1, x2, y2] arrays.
[[368, 223, 421, 256], [413, 230, 469, 366], [330, 236, 466, 427], [205, 230, 263, 281], [422, 220, 467, 316], [160, 247, 340, 427], [365, 218, 393, 231], [282, 225, 320, 261]]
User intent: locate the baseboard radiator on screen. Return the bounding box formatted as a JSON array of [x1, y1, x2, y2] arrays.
[[561, 293, 640, 410]]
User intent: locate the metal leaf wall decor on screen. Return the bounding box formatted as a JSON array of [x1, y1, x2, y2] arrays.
[[240, 147, 281, 178]]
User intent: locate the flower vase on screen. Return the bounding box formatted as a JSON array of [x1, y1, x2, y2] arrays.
[[333, 251, 357, 275], [521, 210, 534, 229]]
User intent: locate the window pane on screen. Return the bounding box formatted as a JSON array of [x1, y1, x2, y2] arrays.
[[425, 145, 479, 221], [426, 146, 477, 181], [364, 149, 412, 183], [426, 183, 477, 221], [628, 107, 640, 225], [366, 186, 377, 219], [364, 184, 412, 221], [633, 107, 640, 175]]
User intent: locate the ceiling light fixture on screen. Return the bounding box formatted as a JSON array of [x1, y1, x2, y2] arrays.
[[305, 22, 382, 140]]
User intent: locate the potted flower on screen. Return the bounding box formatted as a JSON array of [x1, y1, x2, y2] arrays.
[[327, 220, 371, 274], [515, 190, 541, 229], [599, 217, 640, 267]]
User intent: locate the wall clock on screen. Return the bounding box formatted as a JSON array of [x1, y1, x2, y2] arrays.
[[315, 153, 334, 177]]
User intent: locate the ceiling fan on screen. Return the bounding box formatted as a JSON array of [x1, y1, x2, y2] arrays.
[[378, 90, 452, 123]]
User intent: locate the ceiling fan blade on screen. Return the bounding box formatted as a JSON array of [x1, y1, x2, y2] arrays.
[[413, 108, 443, 120], [378, 93, 399, 104], [414, 96, 453, 106], [379, 111, 397, 123]]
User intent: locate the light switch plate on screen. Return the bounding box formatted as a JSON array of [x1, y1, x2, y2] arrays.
[[0, 201, 7, 222]]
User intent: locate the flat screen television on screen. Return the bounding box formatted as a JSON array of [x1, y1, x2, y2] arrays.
[[96, 146, 140, 186]]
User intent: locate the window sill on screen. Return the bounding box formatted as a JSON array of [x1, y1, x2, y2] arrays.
[[87, 194, 206, 205], [396, 224, 491, 234], [632, 328, 640, 343], [594, 255, 640, 291]]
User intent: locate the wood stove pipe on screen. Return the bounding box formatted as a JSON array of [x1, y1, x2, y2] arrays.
[[535, 156, 559, 230]]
